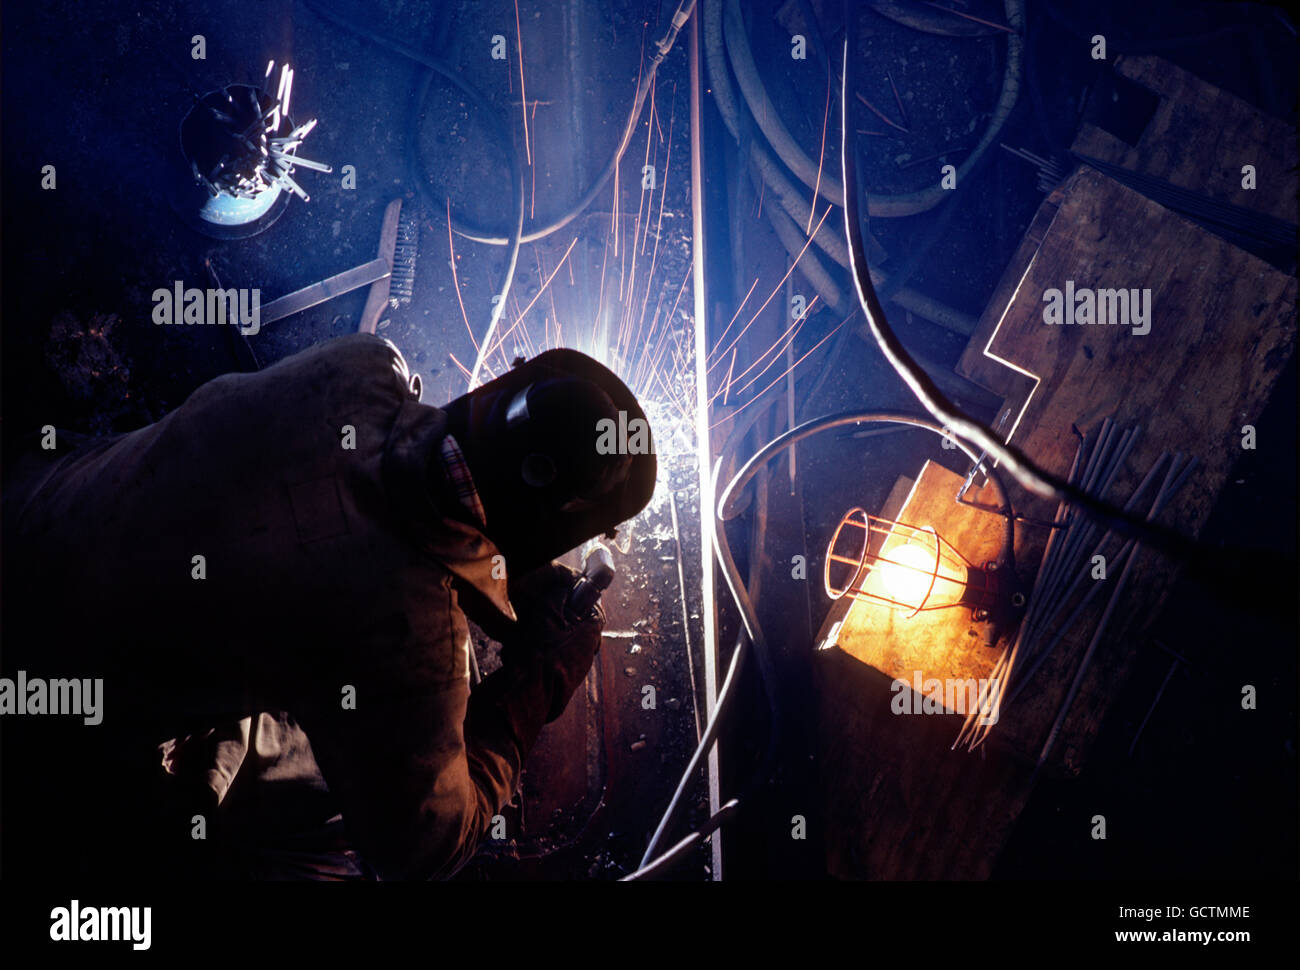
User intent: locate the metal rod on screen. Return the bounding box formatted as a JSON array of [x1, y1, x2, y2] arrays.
[[688, 11, 723, 882], [1019, 421, 1109, 647], [1023, 420, 1131, 645], [953, 434, 1084, 749], [670, 489, 703, 744], [1006, 452, 1178, 705], [1023, 424, 1138, 646], [1127, 657, 1181, 757], [259, 257, 392, 326], [1036, 454, 1188, 767]]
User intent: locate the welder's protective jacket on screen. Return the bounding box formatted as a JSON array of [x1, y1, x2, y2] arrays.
[[3, 333, 572, 880]]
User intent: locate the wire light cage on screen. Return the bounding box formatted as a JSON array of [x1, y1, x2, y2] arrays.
[[824, 507, 999, 618]]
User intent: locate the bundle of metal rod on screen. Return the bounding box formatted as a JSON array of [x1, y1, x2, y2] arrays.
[[1000, 143, 1067, 194], [952, 420, 1171, 751], [194, 61, 331, 203], [1072, 152, 1297, 249], [1004, 452, 1197, 708], [953, 422, 1116, 749], [955, 445, 1198, 753], [1035, 452, 1198, 766], [1013, 421, 1141, 655], [951, 432, 1086, 751]]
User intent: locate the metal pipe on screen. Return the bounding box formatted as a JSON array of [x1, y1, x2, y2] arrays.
[[688, 10, 723, 882]]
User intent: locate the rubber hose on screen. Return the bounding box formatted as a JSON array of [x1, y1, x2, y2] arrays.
[[868, 0, 1001, 38], [721, 0, 1025, 217], [703, 0, 852, 265], [641, 403, 1020, 876]]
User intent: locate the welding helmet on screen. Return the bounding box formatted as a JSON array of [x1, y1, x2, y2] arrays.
[[443, 350, 657, 573]]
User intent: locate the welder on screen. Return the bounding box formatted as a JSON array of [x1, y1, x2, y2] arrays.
[[1, 332, 655, 880]]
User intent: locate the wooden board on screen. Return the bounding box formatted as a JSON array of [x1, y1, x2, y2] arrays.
[[1072, 55, 1298, 225], [953, 165, 1295, 769], [814, 162, 1295, 879], [814, 647, 1033, 879]]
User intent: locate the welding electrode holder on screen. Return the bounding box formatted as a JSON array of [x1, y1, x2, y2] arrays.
[[566, 545, 615, 623]]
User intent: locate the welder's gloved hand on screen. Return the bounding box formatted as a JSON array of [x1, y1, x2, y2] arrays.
[[499, 561, 605, 723]]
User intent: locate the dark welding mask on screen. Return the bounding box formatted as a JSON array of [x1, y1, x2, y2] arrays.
[[442, 350, 657, 574]]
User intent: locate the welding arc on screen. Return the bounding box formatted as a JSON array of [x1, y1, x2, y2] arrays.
[[636, 411, 1016, 876], [717, 412, 1016, 567], [298, 0, 693, 385], [836, 20, 1198, 561]]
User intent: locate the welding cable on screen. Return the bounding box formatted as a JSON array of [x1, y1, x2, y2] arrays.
[[634, 619, 750, 874], [716, 412, 1017, 633], [702, 0, 1015, 370], [722, 0, 842, 206], [717, 0, 1024, 217], [708, 414, 1017, 864], [621, 798, 740, 881], [633, 495, 771, 872], [407, 66, 524, 386], [448, 0, 698, 246], [703, 0, 850, 266], [297, 1, 520, 232], [635, 399, 787, 871], [296, 0, 523, 389], [636, 411, 1017, 875], [836, 20, 1202, 560], [751, 195, 1000, 413], [704, 0, 1006, 388], [867, 0, 1004, 38]]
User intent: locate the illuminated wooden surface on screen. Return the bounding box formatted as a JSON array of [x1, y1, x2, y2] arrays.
[[827, 462, 1013, 711]]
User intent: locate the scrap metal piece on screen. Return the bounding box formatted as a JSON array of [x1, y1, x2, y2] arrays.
[[260, 259, 391, 327]]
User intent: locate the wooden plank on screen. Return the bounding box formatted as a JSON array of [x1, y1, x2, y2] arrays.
[[814, 647, 1032, 880], [951, 166, 1294, 769], [815, 163, 1295, 879], [1072, 55, 1298, 225]]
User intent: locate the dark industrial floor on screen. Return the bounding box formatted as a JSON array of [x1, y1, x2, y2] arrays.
[[2, 0, 711, 880]]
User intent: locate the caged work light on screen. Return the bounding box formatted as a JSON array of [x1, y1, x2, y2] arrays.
[[824, 508, 1008, 621]]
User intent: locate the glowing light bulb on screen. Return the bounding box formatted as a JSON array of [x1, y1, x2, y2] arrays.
[[823, 509, 991, 617], [880, 542, 939, 609], [877, 535, 971, 612]]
